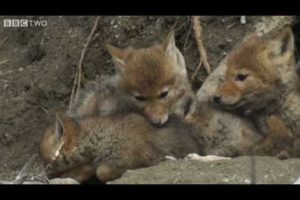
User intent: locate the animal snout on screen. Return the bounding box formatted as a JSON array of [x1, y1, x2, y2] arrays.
[[150, 114, 169, 127], [144, 105, 169, 126], [213, 95, 221, 104]]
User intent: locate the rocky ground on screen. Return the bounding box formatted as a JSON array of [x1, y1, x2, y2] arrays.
[[109, 156, 300, 184]]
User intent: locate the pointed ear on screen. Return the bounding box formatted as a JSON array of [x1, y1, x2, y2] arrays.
[[162, 31, 176, 56], [106, 44, 127, 72], [162, 30, 186, 71], [54, 113, 65, 140], [268, 28, 295, 57]]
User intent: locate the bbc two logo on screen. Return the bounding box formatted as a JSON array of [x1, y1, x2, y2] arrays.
[[3, 19, 47, 27]]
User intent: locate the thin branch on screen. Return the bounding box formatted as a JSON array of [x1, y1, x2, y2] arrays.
[[69, 16, 100, 109], [76, 16, 100, 98], [38, 106, 50, 116], [171, 16, 182, 30], [183, 17, 193, 50], [192, 16, 211, 75], [13, 154, 38, 184], [191, 60, 202, 82], [0, 59, 9, 65], [226, 22, 237, 29], [69, 72, 78, 109], [0, 36, 9, 48]]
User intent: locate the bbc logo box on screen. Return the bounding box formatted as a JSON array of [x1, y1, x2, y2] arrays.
[[3, 19, 11, 27], [3, 19, 28, 27]]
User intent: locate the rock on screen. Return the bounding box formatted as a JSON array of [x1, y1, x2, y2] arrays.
[[294, 177, 300, 184], [185, 153, 231, 162], [49, 178, 80, 184], [22, 181, 45, 184], [0, 177, 80, 185]]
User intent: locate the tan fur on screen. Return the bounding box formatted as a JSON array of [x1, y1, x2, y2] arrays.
[[213, 28, 300, 157], [40, 115, 81, 160], [68, 32, 195, 125], [115, 45, 177, 93], [40, 126, 58, 162], [254, 115, 294, 158]]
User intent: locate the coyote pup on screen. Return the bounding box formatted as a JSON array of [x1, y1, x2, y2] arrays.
[[68, 31, 195, 126], [213, 28, 300, 157], [40, 113, 204, 183]]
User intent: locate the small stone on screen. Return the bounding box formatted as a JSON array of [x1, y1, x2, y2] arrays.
[[244, 179, 251, 184], [185, 153, 231, 162], [223, 178, 229, 183], [165, 155, 176, 161], [49, 178, 80, 184], [240, 16, 246, 24], [294, 177, 300, 184]]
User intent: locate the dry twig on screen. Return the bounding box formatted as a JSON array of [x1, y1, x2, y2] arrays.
[[0, 59, 9, 65], [0, 36, 9, 48], [14, 154, 38, 184], [192, 16, 211, 76], [191, 60, 202, 82], [183, 17, 193, 50], [0, 154, 37, 184], [69, 16, 100, 109]]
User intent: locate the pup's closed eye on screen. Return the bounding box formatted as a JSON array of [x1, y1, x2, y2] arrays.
[[159, 91, 169, 99], [134, 95, 146, 101], [235, 74, 248, 81]]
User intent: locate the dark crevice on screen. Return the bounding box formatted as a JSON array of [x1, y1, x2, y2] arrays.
[[292, 19, 300, 75]]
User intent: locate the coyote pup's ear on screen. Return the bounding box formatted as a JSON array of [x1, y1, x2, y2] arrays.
[[54, 113, 78, 140], [54, 113, 65, 140], [162, 31, 176, 56], [106, 44, 128, 72], [268, 28, 295, 58], [162, 30, 186, 71]]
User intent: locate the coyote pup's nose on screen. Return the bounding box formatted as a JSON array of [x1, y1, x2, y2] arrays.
[[150, 115, 169, 126], [159, 114, 169, 125], [213, 95, 221, 104]]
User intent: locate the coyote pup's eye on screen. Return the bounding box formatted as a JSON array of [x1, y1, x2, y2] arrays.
[[134, 95, 146, 101], [159, 91, 169, 99], [236, 74, 248, 81]]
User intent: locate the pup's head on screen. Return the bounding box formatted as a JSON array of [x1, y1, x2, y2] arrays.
[[40, 113, 80, 163], [106, 31, 189, 125], [213, 28, 296, 114]]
